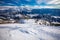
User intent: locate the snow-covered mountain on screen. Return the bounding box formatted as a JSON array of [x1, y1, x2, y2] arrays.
[[0, 6, 60, 24], [0, 23, 60, 40], [0, 6, 60, 15]]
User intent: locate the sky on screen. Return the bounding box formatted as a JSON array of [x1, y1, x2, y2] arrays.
[[0, 0, 60, 6], [0, 0, 60, 8]]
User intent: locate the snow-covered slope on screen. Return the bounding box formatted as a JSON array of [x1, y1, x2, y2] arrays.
[[0, 23, 60, 40]]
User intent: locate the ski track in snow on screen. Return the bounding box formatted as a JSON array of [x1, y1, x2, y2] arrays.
[[0, 24, 60, 40]]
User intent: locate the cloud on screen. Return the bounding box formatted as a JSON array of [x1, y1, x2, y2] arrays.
[[47, 0, 60, 4], [0, 1, 16, 6], [0, 0, 21, 6], [11, 0, 20, 4], [36, 0, 53, 5], [36, 0, 60, 6], [7, 3, 17, 6], [20, 5, 57, 9], [26, 0, 31, 2], [33, 5, 55, 9], [0, 6, 19, 10], [0, 1, 6, 5], [0, 1, 5, 3], [21, 5, 60, 9], [36, 0, 43, 4], [0, 0, 60, 6], [0, 5, 60, 10]]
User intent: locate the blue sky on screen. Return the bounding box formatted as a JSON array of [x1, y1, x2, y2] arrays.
[[0, 0, 60, 9], [0, 0, 60, 6], [0, 0, 35, 6]]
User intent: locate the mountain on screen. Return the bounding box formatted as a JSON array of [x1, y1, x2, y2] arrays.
[[0, 6, 60, 23], [0, 6, 60, 16]]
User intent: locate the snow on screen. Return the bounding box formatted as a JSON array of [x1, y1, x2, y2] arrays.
[[27, 14, 39, 18], [51, 16, 60, 18], [23, 19, 36, 24], [0, 19, 60, 40]]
